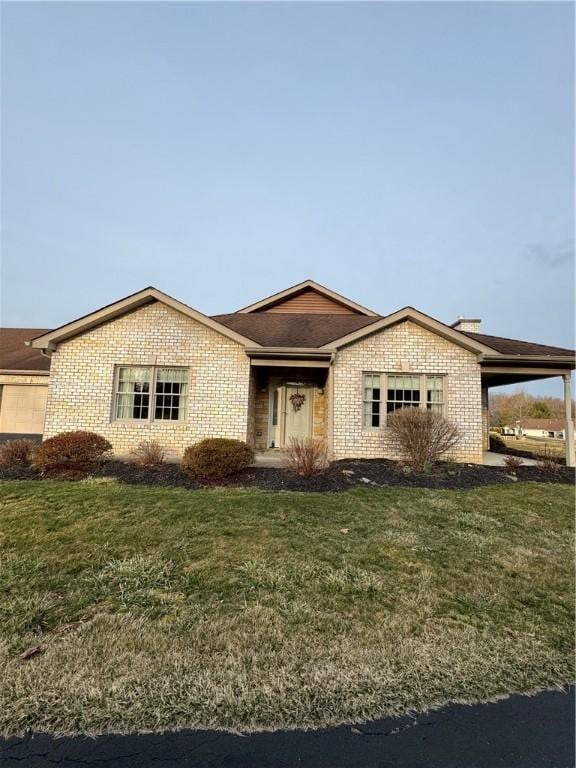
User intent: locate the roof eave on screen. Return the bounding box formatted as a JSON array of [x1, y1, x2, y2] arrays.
[[320, 308, 494, 354], [0, 368, 50, 375], [481, 354, 576, 366], [28, 288, 262, 351]]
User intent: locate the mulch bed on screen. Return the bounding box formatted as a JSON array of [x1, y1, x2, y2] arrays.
[[0, 458, 573, 491]]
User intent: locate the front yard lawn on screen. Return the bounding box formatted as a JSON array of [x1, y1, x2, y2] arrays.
[[0, 479, 573, 736]]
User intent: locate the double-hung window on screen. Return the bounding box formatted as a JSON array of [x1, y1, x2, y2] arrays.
[[363, 374, 382, 428], [426, 376, 444, 413], [115, 366, 188, 422], [386, 375, 421, 413], [363, 373, 445, 428]]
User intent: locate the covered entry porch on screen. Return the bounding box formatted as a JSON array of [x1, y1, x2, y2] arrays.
[[247, 352, 332, 453], [481, 363, 575, 467]]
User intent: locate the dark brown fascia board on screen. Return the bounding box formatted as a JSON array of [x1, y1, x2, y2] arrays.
[[235, 279, 379, 316], [27, 287, 262, 351], [321, 307, 496, 355]]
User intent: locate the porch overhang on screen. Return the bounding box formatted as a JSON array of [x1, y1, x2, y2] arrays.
[[480, 354, 575, 467], [246, 348, 334, 368], [480, 355, 575, 387]]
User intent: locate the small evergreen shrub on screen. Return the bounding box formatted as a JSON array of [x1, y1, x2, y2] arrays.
[[181, 438, 254, 481], [0, 439, 36, 467], [33, 431, 112, 471]]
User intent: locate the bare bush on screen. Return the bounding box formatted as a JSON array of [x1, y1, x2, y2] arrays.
[[387, 408, 461, 470], [0, 439, 36, 467], [284, 438, 328, 475], [536, 445, 562, 475], [503, 455, 523, 472], [131, 440, 165, 466]]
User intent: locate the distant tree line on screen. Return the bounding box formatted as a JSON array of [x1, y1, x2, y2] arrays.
[[489, 390, 575, 428]]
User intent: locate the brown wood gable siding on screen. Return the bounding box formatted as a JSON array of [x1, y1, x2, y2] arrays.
[[258, 289, 358, 314]]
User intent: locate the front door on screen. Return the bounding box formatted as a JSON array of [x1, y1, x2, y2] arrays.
[[283, 384, 313, 445]]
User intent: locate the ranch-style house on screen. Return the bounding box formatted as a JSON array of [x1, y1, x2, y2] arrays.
[[1, 280, 574, 465]]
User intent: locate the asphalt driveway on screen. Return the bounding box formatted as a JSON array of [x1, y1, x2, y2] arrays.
[[0, 687, 573, 768]]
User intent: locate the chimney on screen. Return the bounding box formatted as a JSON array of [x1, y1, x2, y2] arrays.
[[451, 316, 481, 333]]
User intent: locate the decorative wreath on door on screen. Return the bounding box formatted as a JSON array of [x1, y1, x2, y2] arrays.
[[289, 391, 306, 412]]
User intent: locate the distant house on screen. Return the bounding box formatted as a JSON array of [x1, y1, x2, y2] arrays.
[[513, 419, 571, 440], [1, 280, 575, 465]]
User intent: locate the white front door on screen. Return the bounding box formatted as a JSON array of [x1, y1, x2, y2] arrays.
[[283, 385, 313, 445]]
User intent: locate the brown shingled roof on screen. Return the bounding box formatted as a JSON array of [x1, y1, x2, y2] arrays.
[[212, 313, 575, 356], [0, 328, 51, 371], [518, 419, 569, 431], [211, 313, 382, 347], [462, 332, 575, 357]]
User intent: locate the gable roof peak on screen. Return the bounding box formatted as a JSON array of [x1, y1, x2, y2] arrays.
[[236, 279, 378, 316], [28, 286, 261, 352]]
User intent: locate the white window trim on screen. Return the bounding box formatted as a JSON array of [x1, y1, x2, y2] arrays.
[[362, 372, 447, 430], [113, 365, 189, 423]]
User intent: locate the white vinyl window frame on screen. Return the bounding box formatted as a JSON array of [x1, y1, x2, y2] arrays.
[[113, 365, 188, 423], [362, 372, 446, 430]]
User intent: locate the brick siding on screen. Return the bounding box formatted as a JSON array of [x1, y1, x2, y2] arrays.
[[43, 302, 251, 458], [332, 320, 483, 463]]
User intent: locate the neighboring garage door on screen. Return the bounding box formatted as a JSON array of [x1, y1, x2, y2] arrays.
[[0, 385, 48, 435]]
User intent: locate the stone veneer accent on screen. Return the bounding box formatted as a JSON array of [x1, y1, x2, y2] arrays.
[[43, 302, 251, 458], [252, 377, 327, 451], [331, 320, 483, 463]]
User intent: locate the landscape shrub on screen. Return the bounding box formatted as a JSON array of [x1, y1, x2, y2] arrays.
[[130, 440, 165, 466], [387, 408, 461, 470], [33, 431, 112, 472], [284, 437, 328, 475], [181, 438, 254, 481], [536, 445, 562, 475], [503, 455, 523, 472], [0, 439, 36, 467]]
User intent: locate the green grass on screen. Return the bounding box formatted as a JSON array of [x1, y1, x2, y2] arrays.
[[0, 479, 573, 736], [501, 435, 564, 456]]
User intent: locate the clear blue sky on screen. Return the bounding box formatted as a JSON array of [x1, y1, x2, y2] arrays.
[[1, 2, 573, 395]]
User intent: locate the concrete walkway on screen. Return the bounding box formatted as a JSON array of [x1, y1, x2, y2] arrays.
[[483, 450, 537, 466], [254, 451, 538, 468], [251, 451, 286, 468]]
